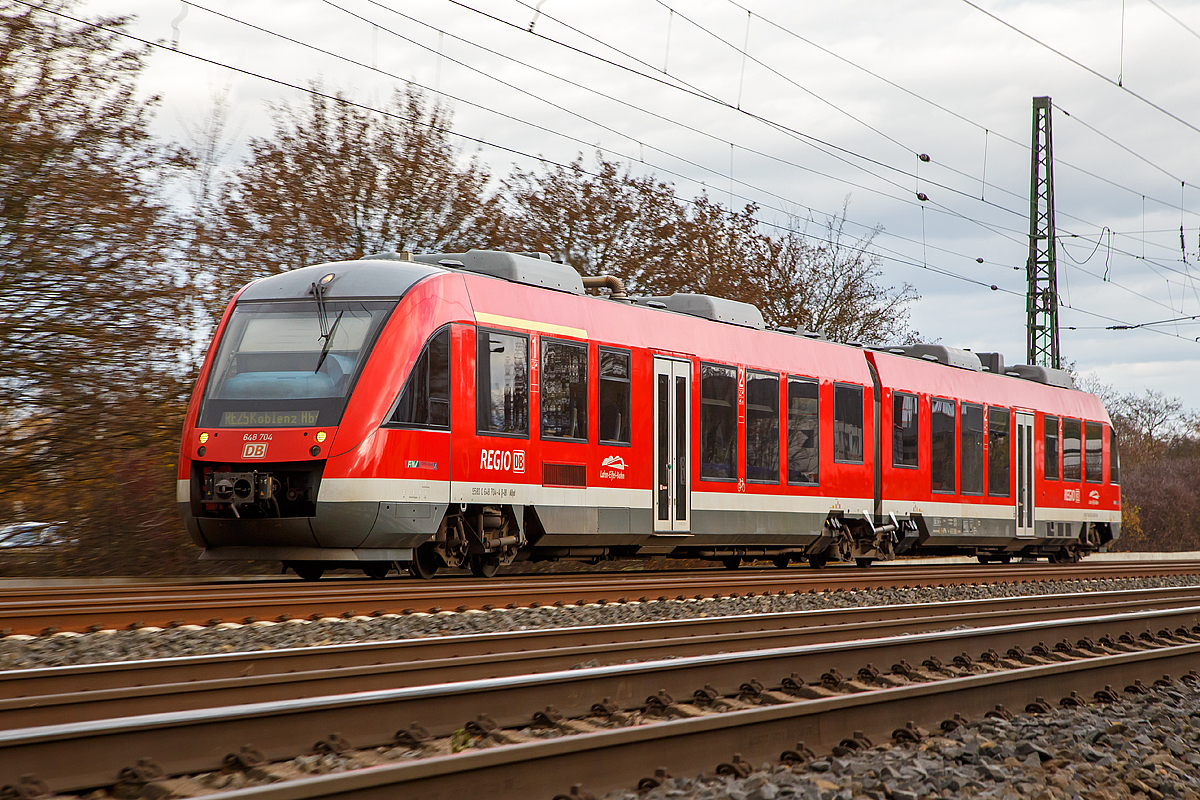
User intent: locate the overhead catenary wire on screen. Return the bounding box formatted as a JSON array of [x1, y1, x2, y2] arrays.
[[224, 0, 1132, 303], [1107, 313, 1200, 330], [1058, 107, 1185, 185], [26, 1, 1031, 304], [688, 0, 1200, 296], [186, 0, 1018, 281], [469, 0, 1200, 305], [232, 0, 1200, 314], [958, 0, 1200, 137], [652, 0, 1199, 228], [436, 0, 1200, 303], [649, 2, 1200, 301], [1146, 0, 1200, 42], [719, 0, 1200, 213], [649, 0, 915, 158], [475, 0, 1026, 212], [24, 1, 1200, 348]]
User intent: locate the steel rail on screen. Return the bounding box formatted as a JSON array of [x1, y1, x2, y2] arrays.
[[196, 643, 1200, 800], [4, 585, 1200, 728], [4, 604, 1200, 792], [1, 560, 1198, 635]]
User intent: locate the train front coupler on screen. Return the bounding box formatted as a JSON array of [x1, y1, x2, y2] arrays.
[[202, 469, 278, 518]]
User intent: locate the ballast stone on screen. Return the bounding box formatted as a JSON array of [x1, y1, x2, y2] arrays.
[[2, 573, 1200, 670], [596, 680, 1200, 800]]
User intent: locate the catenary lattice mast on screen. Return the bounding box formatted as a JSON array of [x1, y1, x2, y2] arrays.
[[1026, 96, 1061, 369]]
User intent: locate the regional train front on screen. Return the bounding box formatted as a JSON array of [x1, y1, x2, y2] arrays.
[[177, 258, 453, 579]]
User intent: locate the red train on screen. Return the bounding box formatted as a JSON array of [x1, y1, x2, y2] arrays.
[[177, 250, 1121, 579]]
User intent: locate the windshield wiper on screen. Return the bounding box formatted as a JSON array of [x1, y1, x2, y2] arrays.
[[314, 310, 344, 374]]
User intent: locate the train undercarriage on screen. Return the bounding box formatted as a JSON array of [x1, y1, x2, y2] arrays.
[[273, 503, 1115, 581]]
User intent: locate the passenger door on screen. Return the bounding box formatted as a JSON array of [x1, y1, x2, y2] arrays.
[[653, 357, 691, 532], [1015, 411, 1035, 538]]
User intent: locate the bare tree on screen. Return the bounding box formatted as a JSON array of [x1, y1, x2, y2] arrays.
[[488, 153, 681, 291], [754, 205, 919, 343], [200, 84, 495, 312], [0, 0, 198, 574], [1075, 378, 1200, 552], [653, 194, 764, 302]]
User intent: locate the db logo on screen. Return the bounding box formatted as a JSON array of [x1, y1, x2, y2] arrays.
[[242, 442, 268, 459]]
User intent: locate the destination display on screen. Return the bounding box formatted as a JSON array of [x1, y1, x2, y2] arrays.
[[219, 410, 319, 427]]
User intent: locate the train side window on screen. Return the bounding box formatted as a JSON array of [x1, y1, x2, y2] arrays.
[[960, 402, 984, 495], [476, 328, 529, 436], [834, 383, 864, 464], [930, 397, 955, 493], [598, 348, 631, 444], [987, 407, 1010, 497], [1062, 418, 1081, 481], [389, 326, 450, 428], [745, 371, 780, 483], [1109, 427, 1121, 485], [700, 362, 738, 480], [541, 339, 588, 441], [1084, 421, 1103, 483], [787, 377, 819, 485], [892, 391, 919, 468], [1044, 415, 1059, 480]]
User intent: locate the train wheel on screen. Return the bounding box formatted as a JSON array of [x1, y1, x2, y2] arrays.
[[1050, 548, 1080, 564], [807, 551, 828, 569], [362, 562, 391, 579], [292, 563, 324, 581], [976, 554, 992, 565], [408, 546, 440, 580], [855, 557, 874, 568], [772, 555, 791, 569], [469, 554, 501, 578], [722, 556, 742, 570]]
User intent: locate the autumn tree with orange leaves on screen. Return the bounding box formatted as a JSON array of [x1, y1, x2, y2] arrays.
[[0, 0, 208, 574]]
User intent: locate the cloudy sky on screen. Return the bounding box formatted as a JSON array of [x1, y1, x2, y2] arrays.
[[79, 0, 1200, 409]]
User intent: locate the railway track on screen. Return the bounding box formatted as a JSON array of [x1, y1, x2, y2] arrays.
[[4, 595, 1200, 796], [3, 559, 1199, 635], [2, 585, 1199, 728]]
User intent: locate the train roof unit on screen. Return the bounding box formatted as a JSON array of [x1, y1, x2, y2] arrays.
[[409, 249, 587, 295], [632, 293, 766, 329], [885, 344, 982, 371], [315, 249, 1080, 392], [1005, 363, 1076, 389], [883, 344, 1076, 390]]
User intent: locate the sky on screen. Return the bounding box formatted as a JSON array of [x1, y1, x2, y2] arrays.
[[77, 0, 1200, 410]]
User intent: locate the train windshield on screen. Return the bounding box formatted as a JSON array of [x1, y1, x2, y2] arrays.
[[198, 299, 395, 428]]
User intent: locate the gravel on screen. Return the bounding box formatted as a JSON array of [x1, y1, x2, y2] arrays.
[[3, 573, 1200, 670], [599, 678, 1200, 800]]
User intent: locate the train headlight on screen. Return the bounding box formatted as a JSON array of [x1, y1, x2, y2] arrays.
[[199, 432, 209, 444], [315, 431, 327, 443], [310, 445, 321, 457]]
